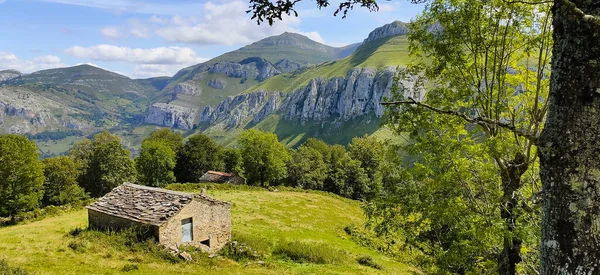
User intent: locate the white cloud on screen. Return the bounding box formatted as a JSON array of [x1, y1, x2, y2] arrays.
[[0, 53, 66, 73], [101, 27, 121, 39], [65, 45, 207, 65], [299, 31, 325, 44], [94, 1, 325, 46], [38, 0, 206, 16], [151, 1, 324, 46], [132, 64, 189, 78], [65, 45, 208, 78], [128, 18, 150, 38]]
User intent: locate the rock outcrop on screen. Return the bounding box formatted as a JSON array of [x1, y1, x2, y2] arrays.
[[0, 70, 21, 82], [0, 87, 92, 133], [173, 82, 201, 96], [274, 59, 304, 73], [207, 79, 226, 89], [363, 21, 409, 43], [144, 103, 196, 130], [200, 90, 277, 128], [200, 67, 421, 128], [209, 58, 280, 81]]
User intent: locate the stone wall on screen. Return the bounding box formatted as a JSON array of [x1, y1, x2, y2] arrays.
[[158, 198, 231, 253], [87, 209, 159, 239]]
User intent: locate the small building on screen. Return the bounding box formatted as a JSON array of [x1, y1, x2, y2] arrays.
[[86, 183, 231, 253], [199, 171, 245, 185]]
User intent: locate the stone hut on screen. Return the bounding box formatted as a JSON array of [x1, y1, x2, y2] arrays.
[[86, 183, 231, 253], [199, 171, 245, 185]]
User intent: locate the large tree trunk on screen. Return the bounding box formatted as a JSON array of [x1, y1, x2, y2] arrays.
[[498, 154, 528, 275], [539, 0, 600, 273]]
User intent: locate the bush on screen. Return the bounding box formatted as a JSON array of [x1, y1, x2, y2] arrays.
[[356, 255, 383, 270], [0, 259, 32, 275], [273, 241, 348, 264]]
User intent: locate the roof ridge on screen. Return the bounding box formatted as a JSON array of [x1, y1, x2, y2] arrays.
[[122, 182, 194, 197]]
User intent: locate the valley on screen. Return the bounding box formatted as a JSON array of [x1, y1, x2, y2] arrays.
[[0, 21, 411, 156]]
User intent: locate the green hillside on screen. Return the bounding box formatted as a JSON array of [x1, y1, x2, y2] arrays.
[[0, 187, 412, 274], [250, 35, 411, 94]]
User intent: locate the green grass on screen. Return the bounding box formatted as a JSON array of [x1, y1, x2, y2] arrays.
[[35, 136, 80, 157], [0, 188, 412, 274], [250, 36, 411, 94]]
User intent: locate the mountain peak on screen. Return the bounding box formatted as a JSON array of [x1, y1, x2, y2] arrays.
[[364, 21, 408, 43]]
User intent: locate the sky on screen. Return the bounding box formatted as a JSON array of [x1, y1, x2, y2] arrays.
[[0, 0, 424, 78]]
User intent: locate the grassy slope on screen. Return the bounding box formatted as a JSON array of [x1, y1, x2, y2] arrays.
[[250, 36, 410, 94], [0, 189, 411, 274]]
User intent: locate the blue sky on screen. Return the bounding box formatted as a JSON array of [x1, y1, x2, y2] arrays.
[[0, 0, 424, 78]]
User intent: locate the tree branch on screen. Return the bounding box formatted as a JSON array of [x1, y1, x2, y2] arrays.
[[381, 97, 539, 144]]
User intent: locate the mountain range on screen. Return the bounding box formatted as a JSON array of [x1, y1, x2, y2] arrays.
[[0, 21, 414, 156]]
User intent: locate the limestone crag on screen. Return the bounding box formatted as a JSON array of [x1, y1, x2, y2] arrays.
[[207, 79, 226, 89], [144, 103, 196, 130], [201, 67, 421, 128], [200, 90, 278, 128], [274, 59, 304, 73], [173, 82, 201, 96], [281, 67, 401, 122], [363, 21, 409, 43], [0, 87, 92, 132], [209, 58, 280, 81]]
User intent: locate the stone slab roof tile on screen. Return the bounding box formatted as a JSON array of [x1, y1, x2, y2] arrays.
[[86, 183, 198, 226]]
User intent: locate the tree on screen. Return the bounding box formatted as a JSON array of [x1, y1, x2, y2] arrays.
[[287, 145, 328, 190], [174, 133, 223, 183], [70, 131, 136, 197], [537, 1, 600, 272], [247, 0, 600, 271], [42, 156, 88, 206], [222, 147, 243, 174], [324, 144, 351, 195], [302, 138, 332, 164], [348, 135, 384, 200], [146, 128, 184, 155], [135, 139, 176, 187], [238, 129, 291, 186], [341, 158, 370, 200], [0, 135, 44, 221]]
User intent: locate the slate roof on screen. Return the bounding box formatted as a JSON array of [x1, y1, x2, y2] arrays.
[[199, 171, 239, 183], [86, 183, 196, 226]]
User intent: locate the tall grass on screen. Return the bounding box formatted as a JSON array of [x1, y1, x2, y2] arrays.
[[273, 241, 349, 264], [0, 259, 32, 275]]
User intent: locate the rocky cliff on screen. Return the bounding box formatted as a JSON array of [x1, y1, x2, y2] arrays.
[[0, 86, 91, 133], [144, 103, 196, 130], [200, 67, 421, 129], [208, 57, 280, 81]]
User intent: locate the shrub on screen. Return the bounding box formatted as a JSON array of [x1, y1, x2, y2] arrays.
[[273, 241, 348, 264], [356, 255, 383, 270]]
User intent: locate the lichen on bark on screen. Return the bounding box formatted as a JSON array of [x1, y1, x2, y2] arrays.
[[540, 0, 600, 273]]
